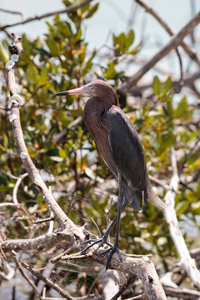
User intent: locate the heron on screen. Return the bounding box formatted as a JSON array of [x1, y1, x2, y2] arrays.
[[53, 80, 148, 268]]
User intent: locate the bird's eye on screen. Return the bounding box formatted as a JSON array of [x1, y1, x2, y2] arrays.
[[90, 86, 95, 91]]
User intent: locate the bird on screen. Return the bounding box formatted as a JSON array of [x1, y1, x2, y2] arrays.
[[53, 80, 148, 268]]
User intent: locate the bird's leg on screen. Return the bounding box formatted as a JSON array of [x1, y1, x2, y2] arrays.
[[81, 187, 128, 256], [104, 173, 123, 269], [94, 193, 128, 249]]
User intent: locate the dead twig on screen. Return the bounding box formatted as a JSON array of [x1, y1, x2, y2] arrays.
[[0, 8, 25, 20], [0, 0, 93, 31], [12, 251, 41, 300], [120, 12, 200, 93], [13, 172, 28, 204], [135, 0, 200, 68], [110, 274, 136, 300]]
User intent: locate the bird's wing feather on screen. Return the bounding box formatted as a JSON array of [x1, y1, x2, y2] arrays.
[[107, 106, 147, 208]]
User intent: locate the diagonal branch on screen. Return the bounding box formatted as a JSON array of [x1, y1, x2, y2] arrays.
[[147, 147, 200, 288], [0, 0, 93, 31], [135, 0, 200, 68], [6, 34, 85, 240], [163, 147, 200, 288], [119, 12, 200, 93]]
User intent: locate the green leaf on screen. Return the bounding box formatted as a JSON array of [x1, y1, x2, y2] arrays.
[[27, 64, 39, 84], [176, 201, 189, 216], [173, 96, 188, 118], [59, 148, 66, 159], [159, 132, 176, 152], [0, 40, 9, 63], [153, 76, 161, 95], [39, 68, 48, 85], [85, 3, 99, 18], [58, 21, 71, 36], [126, 29, 135, 48], [46, 38, 60, 56], [162, 77, 172, 95], [104, 63, 116, 79], [34, 47, 51, 58]]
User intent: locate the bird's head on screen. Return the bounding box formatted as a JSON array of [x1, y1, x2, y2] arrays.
[[53, 80, 119, 106]]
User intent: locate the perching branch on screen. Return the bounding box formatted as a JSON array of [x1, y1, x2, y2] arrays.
[[119, 11, 200, 93]]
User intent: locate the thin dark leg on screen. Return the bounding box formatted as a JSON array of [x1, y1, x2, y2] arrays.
[[81, 195, 128, 253], [105, 173, 123, 268], [98, 195, 128, 243], [81, 176, 127, 268]]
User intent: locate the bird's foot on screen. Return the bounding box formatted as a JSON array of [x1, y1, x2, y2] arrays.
[[81, 237, 122, 270], [81, 236, 112, 255], [98, 242, 122, 269]]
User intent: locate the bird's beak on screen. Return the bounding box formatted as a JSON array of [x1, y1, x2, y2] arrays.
[[53, 86, 90, 97]]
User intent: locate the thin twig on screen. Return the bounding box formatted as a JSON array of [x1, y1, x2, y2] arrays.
[[0, 0, 93, 30], [135, 0, 200, 68], [34, 217, 55, 224], [110, 274, 136, 300], [0, 8, 25, 20], [19, 260, 73, 300], [149, 175, 171, 191], [12, 252, 41, 300], [120, 12, 200, 93], [13, 172, 28, 204]]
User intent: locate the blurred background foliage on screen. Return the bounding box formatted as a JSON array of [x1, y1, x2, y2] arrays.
[[0, 0, 200, 297]]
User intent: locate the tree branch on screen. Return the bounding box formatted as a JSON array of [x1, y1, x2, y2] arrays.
[[119, 12, 200, 93], [147, 147, 200, 288], [0, 0, 93, 31], [135, 0, 200, 68]]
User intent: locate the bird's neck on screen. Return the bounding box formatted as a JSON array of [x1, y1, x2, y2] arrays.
[[104, 91, 119, 107]]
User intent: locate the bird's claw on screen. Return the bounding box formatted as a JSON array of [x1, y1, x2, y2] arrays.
[[98, 243, 122, 269], [81, 238, 122, 270], [81, 237, 111, 255]]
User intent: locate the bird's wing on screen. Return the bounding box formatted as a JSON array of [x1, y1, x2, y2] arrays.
[[107, 106, 147, 208]]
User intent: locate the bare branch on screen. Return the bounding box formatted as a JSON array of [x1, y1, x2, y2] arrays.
[[119, 12, 200, 93], [0, 0, 93, 31], [13, 172, 28, 204], [12, 252, 41, 300], [0, 8, 25, 21], [19, 260, 74, 300], [1, 232, 72, 252], [135, 0, 200, 68], [148, 147, 200, 288], [164, 286, 200, 299], [5, 34, 85, 240], [0, 258, 15, 280]]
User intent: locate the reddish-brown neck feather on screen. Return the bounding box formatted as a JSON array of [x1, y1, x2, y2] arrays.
[[83, 97, 111, 163], [83, 83, 119, 162]]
